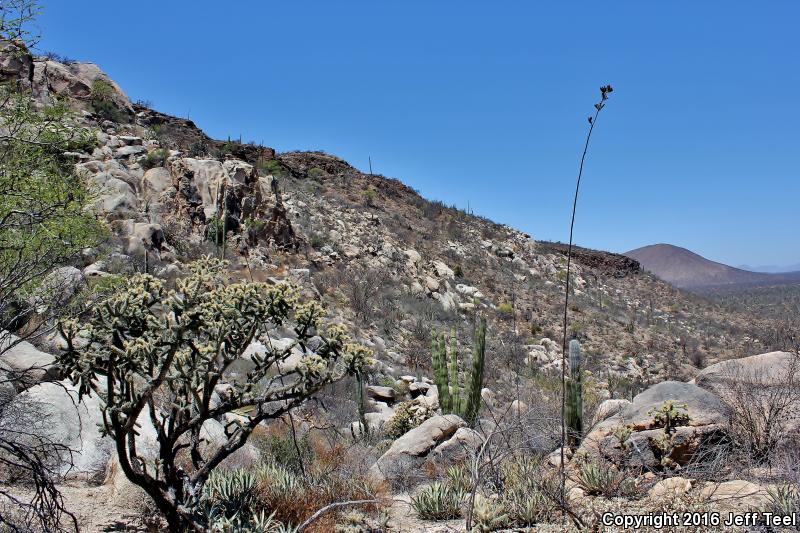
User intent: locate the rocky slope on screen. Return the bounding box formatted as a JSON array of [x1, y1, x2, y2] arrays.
[[2, 47, 799, 532], [1, 47, 790, 409]]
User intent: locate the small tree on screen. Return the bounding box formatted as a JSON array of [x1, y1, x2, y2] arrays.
[[58, 258, 372, 531]]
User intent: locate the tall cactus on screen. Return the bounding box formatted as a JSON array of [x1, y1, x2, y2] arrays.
[[430, 318, 487, 426], [432, 332, 451, 413], [448, 328, 461, 417], [355, 370, 368, 436], [566, 339, 584, 447], [462, 316, 487, 426]]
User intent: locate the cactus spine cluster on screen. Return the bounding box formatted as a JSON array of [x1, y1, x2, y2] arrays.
[[431, 316, 487, 426], [566, 339, 584, 447]]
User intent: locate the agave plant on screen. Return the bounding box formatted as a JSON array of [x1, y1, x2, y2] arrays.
[[471, 493, 509, 532], [410, 482, 465, 520]]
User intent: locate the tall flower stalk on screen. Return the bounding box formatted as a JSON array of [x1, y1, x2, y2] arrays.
[[559, 84, 613, 516]]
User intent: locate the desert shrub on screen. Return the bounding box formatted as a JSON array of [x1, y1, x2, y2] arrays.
[[203, 443, 381, 532], [141, 147, 169, 170], [362, 187, 377, 207], [90, 79, 127, 123], [259, 159, 288, 178], [411, 482, 464, 520], [309, 232, 326, 250], [260, 430, 314, 476], [307, 167, 326, 180], [496, 302, 513, 317], [384, 399, 435, 440], [719, 354, 800, 465]]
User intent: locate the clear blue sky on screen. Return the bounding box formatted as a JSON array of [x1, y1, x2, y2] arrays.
[[37, 1, 799, 267]]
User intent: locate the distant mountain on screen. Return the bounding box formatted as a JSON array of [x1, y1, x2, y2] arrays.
[[736, 262, 800, 273], [624, 244, 800, 290]]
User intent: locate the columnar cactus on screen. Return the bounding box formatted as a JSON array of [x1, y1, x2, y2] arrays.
[[462, 316, 487, 426], [448, 328, 461, 417], [566, 339, 584, 447], [432, 333, 452, 413], [430, 317, 487, 426]]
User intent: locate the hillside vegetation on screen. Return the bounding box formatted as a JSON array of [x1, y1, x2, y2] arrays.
[[1, 12, 799, 531]]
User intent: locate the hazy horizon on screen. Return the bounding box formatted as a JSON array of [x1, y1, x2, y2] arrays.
[[36, 0, 800, 267]]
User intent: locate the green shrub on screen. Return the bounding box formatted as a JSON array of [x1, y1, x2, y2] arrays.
[[308, 167, 326, 180], [410, 482, 464, 520], [261, 431, 314, 476], [90, 79, 126, 123], [497, 302, 513, 316], [362, 187, 377, 206], [258, 158, 288, 178], [141, 147, 169, 170]]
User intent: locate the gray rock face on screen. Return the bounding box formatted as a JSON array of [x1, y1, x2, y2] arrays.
[[142, 166, 173, 201], [369, 414, 465, 488], [0, 334, 59, 390], [578, 381, 729, 469], [425, 427, 483, 471], [1, 380, 159, 482], [126, 222, 165, 257]]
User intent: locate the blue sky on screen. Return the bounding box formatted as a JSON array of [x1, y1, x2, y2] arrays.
[[37, 1, 799, 267]]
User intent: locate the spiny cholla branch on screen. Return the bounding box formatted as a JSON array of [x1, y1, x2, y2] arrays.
[[57, 257, 372, 531]]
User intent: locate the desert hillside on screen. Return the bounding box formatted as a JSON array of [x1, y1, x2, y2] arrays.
[[1, 34, 799, 533], [626, 243, 800, 290]]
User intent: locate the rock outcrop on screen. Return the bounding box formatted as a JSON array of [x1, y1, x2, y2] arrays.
[[577, 381, 729, 469], [369, 414, 466, 488]]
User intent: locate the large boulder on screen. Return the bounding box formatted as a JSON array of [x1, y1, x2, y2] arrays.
[[695, 351, 799, 392], [591, 398, 632, 426], [0, 380, 160, 482], [698, 480, 771, 512], [369, 414, 465, 489], [3, 382, 109, 479], [577, 381, 729, 469], [171, 158, 233, 221], [0, 334, 59, 390]]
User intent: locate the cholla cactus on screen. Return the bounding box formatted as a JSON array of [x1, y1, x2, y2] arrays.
[[648, 400, 690, 435], [57, 257, 371, 532]]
